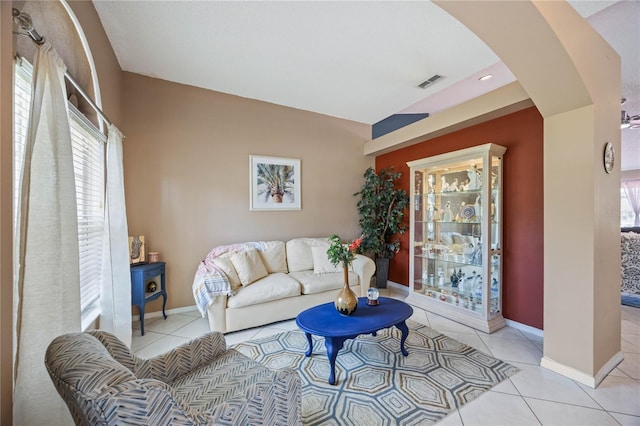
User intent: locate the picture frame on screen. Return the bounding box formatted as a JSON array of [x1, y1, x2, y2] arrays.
[[250, 155, 301, 211], [129, 235, 146, 265]]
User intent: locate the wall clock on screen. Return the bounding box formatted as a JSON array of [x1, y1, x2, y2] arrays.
[[603, 142, 614, 174]]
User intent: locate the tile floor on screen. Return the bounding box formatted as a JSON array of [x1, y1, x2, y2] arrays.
[[132, 287, 640, 425]]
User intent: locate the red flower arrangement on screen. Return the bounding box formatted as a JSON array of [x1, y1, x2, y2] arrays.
[[327, 235, 362, 268]]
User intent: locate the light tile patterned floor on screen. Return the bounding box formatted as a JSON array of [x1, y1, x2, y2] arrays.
[[133, 287, 640, 425]]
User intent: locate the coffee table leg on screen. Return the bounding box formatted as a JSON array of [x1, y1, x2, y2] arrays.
[[396, 321, 409, 356], [325, 337, 345, 385], [304, 332, 313, 357]]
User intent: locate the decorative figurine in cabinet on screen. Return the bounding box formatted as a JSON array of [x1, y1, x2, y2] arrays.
[[407, 143, 506, 333]]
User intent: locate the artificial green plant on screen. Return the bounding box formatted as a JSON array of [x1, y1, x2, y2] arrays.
[[354, 167, 410, 260]]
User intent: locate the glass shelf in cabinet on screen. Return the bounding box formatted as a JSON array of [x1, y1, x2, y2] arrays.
[[432, 220, 482, 224], [415, 253, 482, 267], [436, 188, 482, 196], [428, 282, 482, 299], [418, 283, 484, 312], [414, 220, 447, 224]]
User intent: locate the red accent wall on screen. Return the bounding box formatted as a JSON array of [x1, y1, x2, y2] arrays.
[[376, 107, 544, 329]]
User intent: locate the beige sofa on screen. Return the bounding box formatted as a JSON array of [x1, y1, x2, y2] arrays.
[[193, 237, 376, 334]]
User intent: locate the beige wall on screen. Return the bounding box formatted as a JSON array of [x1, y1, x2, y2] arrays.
[[121, 72, 372, 311]]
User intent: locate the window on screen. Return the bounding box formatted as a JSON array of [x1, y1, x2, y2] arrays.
[[621, 182, 640, 228], [621, 188, 635, 227], [13, 59, 106, 329]]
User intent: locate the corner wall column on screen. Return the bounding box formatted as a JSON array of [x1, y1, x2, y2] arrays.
[[435, 0, 621, 387]]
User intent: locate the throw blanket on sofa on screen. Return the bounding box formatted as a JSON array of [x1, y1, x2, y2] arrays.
[[193, 241, 268, 317]]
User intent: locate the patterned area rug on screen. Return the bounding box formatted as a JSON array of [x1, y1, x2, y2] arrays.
[[232, 319, 518, 425]]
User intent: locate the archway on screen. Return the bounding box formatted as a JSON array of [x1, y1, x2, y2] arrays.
[[16, 0, 104, 130], [436, 0, 621, 387]]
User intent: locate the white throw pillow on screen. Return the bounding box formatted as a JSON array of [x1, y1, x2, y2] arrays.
[[259, 241, 288, 273], [229, 248, 268, 286], [311, 246, 342, 274], [286, 237, 330, 272], [212, 256, 242, 290]]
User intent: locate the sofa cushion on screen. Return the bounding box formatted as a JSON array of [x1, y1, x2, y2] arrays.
[[259, 241, 288, 273], [212, 255, 242, 290], [310, 246, 341, 274], [286, 237, 330, 272], [227, 273, 301, 308], [288, 270, 358, 295], [229, 249, 268, 286]]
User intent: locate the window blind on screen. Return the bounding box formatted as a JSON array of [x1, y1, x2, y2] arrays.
[[13, 59, 106, 327]]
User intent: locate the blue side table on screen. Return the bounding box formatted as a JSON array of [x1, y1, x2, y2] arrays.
[[130, 262, 167, 335]]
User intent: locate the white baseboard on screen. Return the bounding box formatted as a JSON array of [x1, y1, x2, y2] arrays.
[[132, 305, 199, 322], [385, 280, 410, 295], [505, 319, 544, 338], [541, 351, 624, 388], [385, 283, 544, 336]]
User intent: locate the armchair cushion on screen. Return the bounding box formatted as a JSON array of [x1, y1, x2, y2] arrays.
[[170, 349, 274, 412]]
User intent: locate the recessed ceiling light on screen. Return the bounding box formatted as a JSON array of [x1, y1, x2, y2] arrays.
[[479, 74, 493, 81]]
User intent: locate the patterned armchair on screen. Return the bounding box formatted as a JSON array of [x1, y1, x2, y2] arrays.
[[45, 330, 301, 425]]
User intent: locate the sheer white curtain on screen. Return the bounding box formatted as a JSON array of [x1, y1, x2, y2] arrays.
[[623, 179, 640, 226], [13, 42, 79, 425], [100, 124, 132, 347]]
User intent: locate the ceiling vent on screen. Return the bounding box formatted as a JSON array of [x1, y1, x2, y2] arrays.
[[418, 74, 443, 89]]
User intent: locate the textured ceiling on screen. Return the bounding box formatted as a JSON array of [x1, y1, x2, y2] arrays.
[[92, 0, 639, 169], [91, 1, 516, 125]]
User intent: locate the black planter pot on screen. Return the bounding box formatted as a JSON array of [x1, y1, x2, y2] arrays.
[[375, 258, 390, 289]]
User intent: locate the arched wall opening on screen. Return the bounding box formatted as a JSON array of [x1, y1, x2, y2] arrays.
[[15, 0, 104, 130], [433, 0, 622, 387]]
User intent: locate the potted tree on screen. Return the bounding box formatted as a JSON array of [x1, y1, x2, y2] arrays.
[[354, 167, 409, 288]]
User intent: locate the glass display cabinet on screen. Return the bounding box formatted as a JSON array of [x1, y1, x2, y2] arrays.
[[407, 143, 506, 333]]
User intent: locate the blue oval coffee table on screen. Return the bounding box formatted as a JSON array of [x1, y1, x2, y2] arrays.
[[296, 297, 413, 385]]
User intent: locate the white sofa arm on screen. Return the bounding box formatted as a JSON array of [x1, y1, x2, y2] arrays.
[[352, 254, 376, 297], [206, 295, 228, 333]]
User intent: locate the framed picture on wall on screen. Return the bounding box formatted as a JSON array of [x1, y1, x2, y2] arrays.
[[250, 155, 301, 211]]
